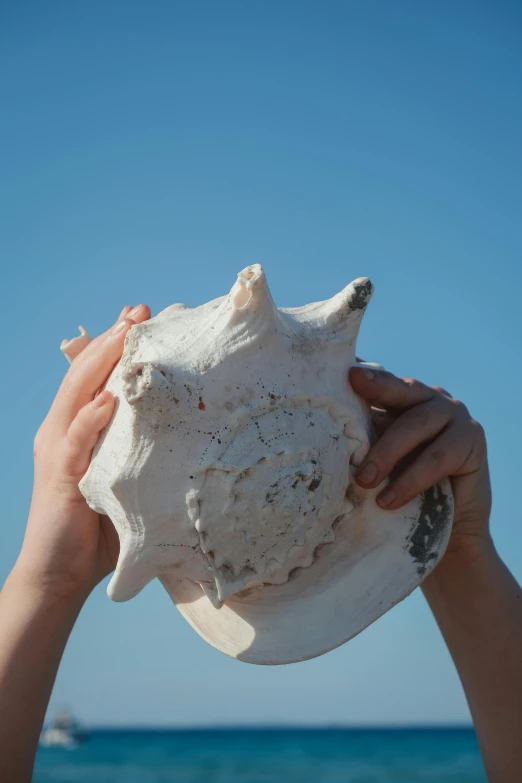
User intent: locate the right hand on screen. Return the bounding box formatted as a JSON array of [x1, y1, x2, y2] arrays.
[[348, 366, 492, 563]]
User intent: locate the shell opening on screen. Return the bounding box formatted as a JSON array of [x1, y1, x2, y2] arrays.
[[234, 286, 252, 309], [233, 266, 263, 310]]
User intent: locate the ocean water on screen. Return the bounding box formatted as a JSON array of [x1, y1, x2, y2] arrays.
[[33, 728, 487, 783]]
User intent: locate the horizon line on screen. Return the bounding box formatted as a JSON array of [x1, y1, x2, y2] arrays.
[[70, 723, 475, 732]]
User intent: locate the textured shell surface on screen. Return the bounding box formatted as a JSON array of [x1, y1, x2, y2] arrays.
[[76, 264, 454, 664]]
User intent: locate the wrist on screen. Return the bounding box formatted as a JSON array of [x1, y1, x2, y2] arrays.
[[422, 532, 496, 595], [5, 559, 90, 614]]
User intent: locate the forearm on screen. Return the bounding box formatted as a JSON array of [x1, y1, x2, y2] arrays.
[[422, 540, 522, 783], [0, 566, 84, 783]]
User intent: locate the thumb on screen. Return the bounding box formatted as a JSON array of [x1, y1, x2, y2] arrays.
[[63, 391, 116, 479]]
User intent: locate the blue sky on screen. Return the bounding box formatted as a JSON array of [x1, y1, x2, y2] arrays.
[[1, 0, 521, 726]]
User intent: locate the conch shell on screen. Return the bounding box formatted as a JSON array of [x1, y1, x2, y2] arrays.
[[64, 265, 453, 664]]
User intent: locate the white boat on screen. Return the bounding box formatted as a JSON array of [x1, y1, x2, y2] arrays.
[[40, 711, 86, 749]]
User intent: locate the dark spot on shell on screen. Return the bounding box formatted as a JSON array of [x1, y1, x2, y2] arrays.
[[198, 397, 205, 410], [348, 279, 373, 311], [308, 475, 322, 492], [407, 485, 452, 576]]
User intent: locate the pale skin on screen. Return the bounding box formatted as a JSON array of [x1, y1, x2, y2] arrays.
[[0, 308, 520, 783]]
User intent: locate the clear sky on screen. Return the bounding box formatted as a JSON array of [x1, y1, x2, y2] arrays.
[[1, 0, 521, 727]]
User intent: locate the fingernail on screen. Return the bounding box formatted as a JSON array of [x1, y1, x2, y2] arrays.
[[94, 391, 109, 408], [128, 304, 143, 318], [353, 365, 375, 379], [378, 487, 396, 508], [356, 462, 378, 485], [112, 319, 130, 335]]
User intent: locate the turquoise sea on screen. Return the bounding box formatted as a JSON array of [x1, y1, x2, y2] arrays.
[[33, 728, 487, 782]]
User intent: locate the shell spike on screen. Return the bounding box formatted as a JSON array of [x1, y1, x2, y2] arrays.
[[226, 264, 281, 340], [231, 264, 278, 315], [107, 548, 157, 602], [231, 264, 268, 309], [300, 277, 374, 340], [60, 325, 92, 363]]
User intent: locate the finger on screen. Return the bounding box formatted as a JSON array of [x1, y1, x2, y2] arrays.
[[52, 317, 134, 429], [432, 385, 453, 399], [76, 304, 149, 363], [63, 391, 116, 478], [349, 366, 436, 411], [375, 424, 470, 510], [368, 407, 396, 440], [118, 305, 133, 319], [60, 307, 133, 365], [53, 305, 151, 429], [355, 398, 453, 488], [71, 305, 136, 396]]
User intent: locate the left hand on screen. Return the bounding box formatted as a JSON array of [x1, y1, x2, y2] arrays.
[[14, 304, 150, 602]]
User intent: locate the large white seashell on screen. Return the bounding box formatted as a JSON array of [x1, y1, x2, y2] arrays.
[[74, 265, 453, 664]]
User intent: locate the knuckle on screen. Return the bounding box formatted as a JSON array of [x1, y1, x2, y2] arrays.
[[469, 418, 486, 444], [400, 376, 429, 397], [68, 417, 98, 454], [425, 447, 446, 467], [370, 438, 401, 478], [67, 425, 85, 450], [63, 442, 84, 476], [407, 404, 431, 428], [451, 398, 470, 417], [432, 385, 453, 398], [65, 432, 79, 456]]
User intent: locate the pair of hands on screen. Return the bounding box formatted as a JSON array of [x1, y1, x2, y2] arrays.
[[15, 306, 492, 604]]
